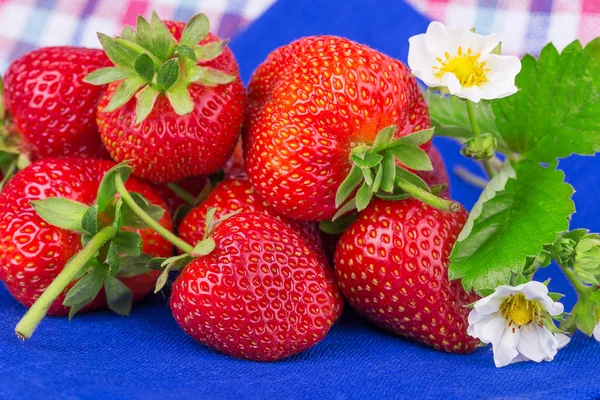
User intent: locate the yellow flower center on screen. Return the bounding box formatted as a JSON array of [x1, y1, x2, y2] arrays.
[[433, 46, 489, 87], [499, 293, 541, 327]]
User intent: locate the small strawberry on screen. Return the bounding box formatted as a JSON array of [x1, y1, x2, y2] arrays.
[[170, 212, 337, 361], [334, 198, 479, 353], [2, 47, 112, 159], [244, 36, 435, 221], [178, 178, 344, 319], [0, 158, 173, 318], [87, 13, 246, 183]]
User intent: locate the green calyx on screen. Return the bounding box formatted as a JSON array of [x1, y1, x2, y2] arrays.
[[334, 125, 459, 220], [84, 12, 235, 124], [461, 133, 498, 160]]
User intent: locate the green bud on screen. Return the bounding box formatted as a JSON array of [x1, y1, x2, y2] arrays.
[[461, 133, 497, 160], [573, 234, 600, 285]]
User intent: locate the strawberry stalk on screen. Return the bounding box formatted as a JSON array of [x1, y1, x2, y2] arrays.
[[15, 225, 118, 340], [395, 177, 460, 212], [114, 173, 194, 253], [165, 182, 197, 207]]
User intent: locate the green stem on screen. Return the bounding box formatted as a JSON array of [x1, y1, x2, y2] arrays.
[[465, 100, 495, 178], [166, 182, 196, 207], [15, 225, 117, 340], [559, 264, 590, 297], [395, 177, 460, 213], [114, 173, 194, 253]]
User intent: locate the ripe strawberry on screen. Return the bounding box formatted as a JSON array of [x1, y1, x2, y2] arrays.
[[414, 146, 450, 198], [178, 178, 344, 319], [223, 139, 246, 179], [0, 158, 173, 315], [170, 212, 337, 361], [334, 198, 479, 353], [3, 47, 111, 159], [244, 36, 431, 221], [90, 14, 246, 183]]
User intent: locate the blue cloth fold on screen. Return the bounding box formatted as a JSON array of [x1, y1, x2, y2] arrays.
[[1, 0, 599, 398]]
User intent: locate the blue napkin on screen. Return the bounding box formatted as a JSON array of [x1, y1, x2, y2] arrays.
[[1, 0, 599, 399]]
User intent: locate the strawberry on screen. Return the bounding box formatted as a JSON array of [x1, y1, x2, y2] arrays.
[[223, 139, 246, 179], [2, 47, 111, 159], [0, 158, 173, 316], [244, 36, 432, 221], [151, 176, 208, 217], [170, 212, 337, 361], [334, 198, 479, 353], [88, 13, 246, 183], [414, 146, 450, 198], [178, 178, 344, 319]]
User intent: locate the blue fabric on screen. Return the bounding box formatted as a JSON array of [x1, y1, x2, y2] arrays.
[[2, 0, 600, 398]]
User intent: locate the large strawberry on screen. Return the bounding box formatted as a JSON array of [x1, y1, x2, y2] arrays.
[[2, 47, 111, 159], [334, 198, 479, 353], [170, 212, 337, 361], [87, 13, 245, 183], [178, 178, 344, 319], [244, 36, 437, 221], [0, 158, 173, 319]]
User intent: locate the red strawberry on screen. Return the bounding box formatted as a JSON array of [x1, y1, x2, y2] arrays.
[[91, 14, 246, 183], [244, 36, 431, 221], [151, 176, 208, 217], [3, 47, 112, 159], [170, 212, 337, 361], [334, 198, 479, 353], [178, 178, 344, 319], [0, 158, 173, 315], [414, 146, 450, 198], [223, 139, 246, 179]]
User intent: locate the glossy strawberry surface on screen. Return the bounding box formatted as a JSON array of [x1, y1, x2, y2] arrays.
[[334, 198, 479, 354], [3, 47, 111, 159], [170, 212, 337, 361], [0, 158, 173, 315], [244, 36, 430, 221], [97, 22, 246, 183]]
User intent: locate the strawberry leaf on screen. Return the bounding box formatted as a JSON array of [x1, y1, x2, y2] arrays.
[[336, 165, 363, 206], [136, 15, 153, 50], [117, 254, 153, 277], [194, 39, 229, 62], [134, 53, 155, 84], [449, 160, 575, 293], [386, 145, 432, 171], [390, 127, 435, 147], [190, 67, 235, 86], [97, 33, 138, 68], [156, 59, 179, 92], [30, 198, 89, 233], [84, 67, 131, 85], [82, 205, 99, 236], [105, 242, 120, 275], [120, 192, 165, 228], [372, 125, 396, 152], [180, 13, 210, 47], [320, 212, 359, 235], [493, 39, 600, 161], [191, 238, 216, 256], [166, 81, 194, 115], [64, 267, 105, 319], [175, 45, 196, 61], [355, 181, 373, 211], [96, 163, 132, 213], [155, 254, 192, 293], [351, 152, 383, 168], [135, 86, 159, 124], [104, 76, 145, 112], [112, 231, 142, 257], [380, 152, 396, 193], [104, 275, 133, 316], [150, 11, 177, 61], [121, 25, 139, 43]]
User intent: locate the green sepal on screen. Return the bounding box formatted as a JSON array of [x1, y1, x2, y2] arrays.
[[548, 292, 565, 302], [372, 125, 396, 152], [105, 241, 121, 275], [121, 25, 139, 43], [96, 162, 132, 213], [372, 164, 383, 193], [191, 238, 216, 257], [375, 191, 410, 201], [63, 267, 106, 320], [84, 67, 131, 85], [135, 86, 160, 124], [96, 33, 138, 68], [563, 291, 600, 336], [112, 231, 142, 257], [194, 39, 230, 62], [362, 167, 373, 186], [166, 81, 194, 115], [320, 212, 359, 235], [30, 198, 89, 233], [331, 198, 357, 222], [103, 76, 145, 112], [395, 166, 430, 192], [156, 59, 179, 92], [386, 145, 432, 171], [355, 181, 374, 211], [120, 192, 165, 228], [104, 275, 133, 316], [351, 152, 383, 168], [82, 205, 99, 236], [117, 254, 153, 277], [189, 67, 236, 86], [336, 165, 362, 207], [150, 11, 177, 61], [154, 254, 192, 293], [380, 152, 396, 193], [180, 13, 210, 47], [134, 53, 155, 84], [136, 15, 153, 50], [175, 45, 196, 61], [390, 127, 434, 147]]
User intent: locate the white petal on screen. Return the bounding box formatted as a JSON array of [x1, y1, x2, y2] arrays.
[[408, 34, 443, 88], [594, 323, 600, 342], [483, 54, 522, 88], [466, 31, 500, 56], [519, 281, 564, 316], [556, 333, 571, 350], [424, 22, 468, 57], [516, 325, 550, 363], [493, 325, 520, 368], [479, 314, 507, 346], [477, 82, 518, 101], [472, 293, 504, 316]]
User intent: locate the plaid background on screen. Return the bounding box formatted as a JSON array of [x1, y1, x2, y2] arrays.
[[0, 0, 598, 72]]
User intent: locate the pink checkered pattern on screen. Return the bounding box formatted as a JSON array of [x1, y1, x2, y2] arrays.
[[0, 0, 276, 73], [407, 0, 600, 55]]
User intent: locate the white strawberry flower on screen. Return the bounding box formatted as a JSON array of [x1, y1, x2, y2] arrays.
[[467, 281, 570, 368], [594, 321, 600, 342], [408, 21, 521, 103]]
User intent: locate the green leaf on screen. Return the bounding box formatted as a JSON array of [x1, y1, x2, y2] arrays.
[[64, 267, 105, 319], [191, 238, 216, 256], [112, 231, 142, 257], [336, 165, 363, 206], [121, 192, 165, 228], [96, 162, 132, 213], [332, 197, 357, 222], [121, 25, 139, 43], [175, 45, 196, 61], [136, 15, 153, 50], [84, 67, 130, 85], [156, 59, 180, 92], [82, 205, 99, 236], [387, 145, 433, 171], [351, 152, 383, 168], [135, 86, 159, 124], [104, 275, 133, 316], [449, 160, 575, 292], [155, 254, 191, 293], [150, 11, 177, 61], [30, 198, 89, 233], [117, 254, 153, 277], [355, 181, 373, 211], [493, 40, 600, 161], [372, 164, 383, 193], [103, 76, 145, 112], [180, 13, 210, 47], [319, 213, 359, 235], [390, 127, 435, 147], [380, 152, 396, 193], [166, 81, 194, 115], [189, 67, 235, 86], [194, 39, 230, 61], [134, 53, 155, 84], [372, 125, 396, 152], [105, 242, 120, 275], [97, 33, 138, 68], [362, 167, 373, 186]]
